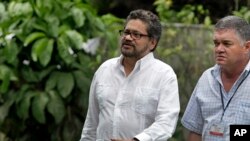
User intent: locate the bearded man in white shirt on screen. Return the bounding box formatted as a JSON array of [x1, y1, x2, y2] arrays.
[[80, 9, 180, 141]]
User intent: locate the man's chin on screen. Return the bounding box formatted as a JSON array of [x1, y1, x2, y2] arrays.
[[121, 51, 134, 57], [122, 54, 134, 58], [216, 62, 226, 66], [215, 59, 226, 65]]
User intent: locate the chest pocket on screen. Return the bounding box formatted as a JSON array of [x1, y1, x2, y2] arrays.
[[235, 102, 250, 124], [133, 87, 159, 118]]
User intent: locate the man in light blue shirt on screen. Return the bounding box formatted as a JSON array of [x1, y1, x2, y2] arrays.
[[182, 16, 250, 141]]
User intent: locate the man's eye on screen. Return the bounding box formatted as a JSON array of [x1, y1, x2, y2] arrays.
[[223, 42, 232, 47], [224, 43, 231, 47], [124, 31, 130, 35], [132, 33, 140, 37], [214, 42, 219, 47]]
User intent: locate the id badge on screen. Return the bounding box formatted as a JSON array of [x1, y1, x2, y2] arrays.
[[209, 123, 225, 137]]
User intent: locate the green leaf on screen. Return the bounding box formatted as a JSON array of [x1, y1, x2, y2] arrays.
[[65, 30, 83, 50], [24, 32, 46, 47], [0, 65, 18, 81], [57, 72, 74, 98], [0, 70, 10, 94], [47, 91, 65, 124], [37, 66, 56, 81], [45, 71, 59, 91], [15, 84, 30, 103], [71, 7, 85, 27], [21, 67, 39, 82], [4, 38, 19, 65], [39, 39, 54, 67], [31, 38, 54, 66], [58, 25, 70, 35], [45, 15, 59, 38], [8, 2, 33, 17], [31, 37, 48, 62], [17, 91, 36, 120], [57, 36, 74, 64], [204, 16, 211, 26], [32, 21, 48, 33], [73, 70, 91, 94], [33, 0, 53, 18], [31, 92, 49, 124], [0, 3, 6, 14], [0, 100, 14, 125]]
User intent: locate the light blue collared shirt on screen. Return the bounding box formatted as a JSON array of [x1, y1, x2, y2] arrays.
[[182, 61, 250, 141]]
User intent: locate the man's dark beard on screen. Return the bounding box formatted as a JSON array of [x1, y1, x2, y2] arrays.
[[121, 41, 137, 57], [121, 44, 149, 59]]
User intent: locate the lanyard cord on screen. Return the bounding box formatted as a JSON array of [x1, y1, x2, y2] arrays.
[[219, 70, 250, 121]]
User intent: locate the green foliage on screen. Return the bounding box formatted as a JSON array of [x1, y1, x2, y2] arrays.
[[154, 0, 212, 25], [233, 6, 250, 22], [155, 24, 214, 141], [154, 1, 214, 140], [0, 0, 123, 141]]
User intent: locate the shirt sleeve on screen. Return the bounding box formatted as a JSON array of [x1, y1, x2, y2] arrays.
[[181, 83, 204, 134], [80, 74, 99, 141], [137, 70, 180, 141]]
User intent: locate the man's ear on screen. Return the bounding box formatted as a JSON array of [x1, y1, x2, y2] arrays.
[[150, 38, 157, 51], [245, 41, 250, 51]]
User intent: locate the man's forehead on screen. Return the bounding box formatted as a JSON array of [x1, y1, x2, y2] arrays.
[[214, 28, 236, 33]]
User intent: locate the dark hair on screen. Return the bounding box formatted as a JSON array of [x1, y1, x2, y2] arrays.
[[215, 15, 250, 43], [125, 9, 162, 50]]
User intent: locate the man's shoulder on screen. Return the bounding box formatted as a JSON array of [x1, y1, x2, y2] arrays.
[[100, 57, 119, 68], [202, 65, 217, 76], [197, 65, 217, 84], [94, 57, 119, 77], [152, 59, 175, 72]]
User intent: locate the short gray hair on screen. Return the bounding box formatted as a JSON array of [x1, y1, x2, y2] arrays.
[[214, 15, 250, 43]]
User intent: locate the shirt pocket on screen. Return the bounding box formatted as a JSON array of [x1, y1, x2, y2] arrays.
[[235, 102, 250, 124], [133, 87, 159, 117]]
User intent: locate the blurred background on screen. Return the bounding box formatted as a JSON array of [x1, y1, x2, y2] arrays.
[[1, 0, 250, 141]]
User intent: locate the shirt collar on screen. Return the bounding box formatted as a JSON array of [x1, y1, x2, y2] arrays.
[[211, 64, 220, 79], [137, 52, 155, 67], [245, 59, 250, 71], [212, 60, 250, 79]]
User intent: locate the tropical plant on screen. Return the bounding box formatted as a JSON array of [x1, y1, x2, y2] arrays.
[[155, 23, 214, 141], [154, 0, 211, 25], [154, 1, 214, 140], [0, 0, 123, 140], [233, 6, 250, 22]]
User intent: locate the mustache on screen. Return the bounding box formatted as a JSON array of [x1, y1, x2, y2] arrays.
[[122, 41, 135, 47]]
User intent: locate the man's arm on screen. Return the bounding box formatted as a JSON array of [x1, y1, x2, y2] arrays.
[[188, 131, 201, 141], [79, 75, 99, 141]]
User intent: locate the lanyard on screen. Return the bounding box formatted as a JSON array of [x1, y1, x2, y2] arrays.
[[219, 70, 250, 121]]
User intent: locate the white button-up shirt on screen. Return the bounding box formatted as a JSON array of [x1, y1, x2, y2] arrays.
[[80, 53, 180, 141]]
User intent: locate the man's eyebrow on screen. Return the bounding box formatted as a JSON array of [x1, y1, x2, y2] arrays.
[[125, 29, 141, 33], [222, 39, 233, 43]]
